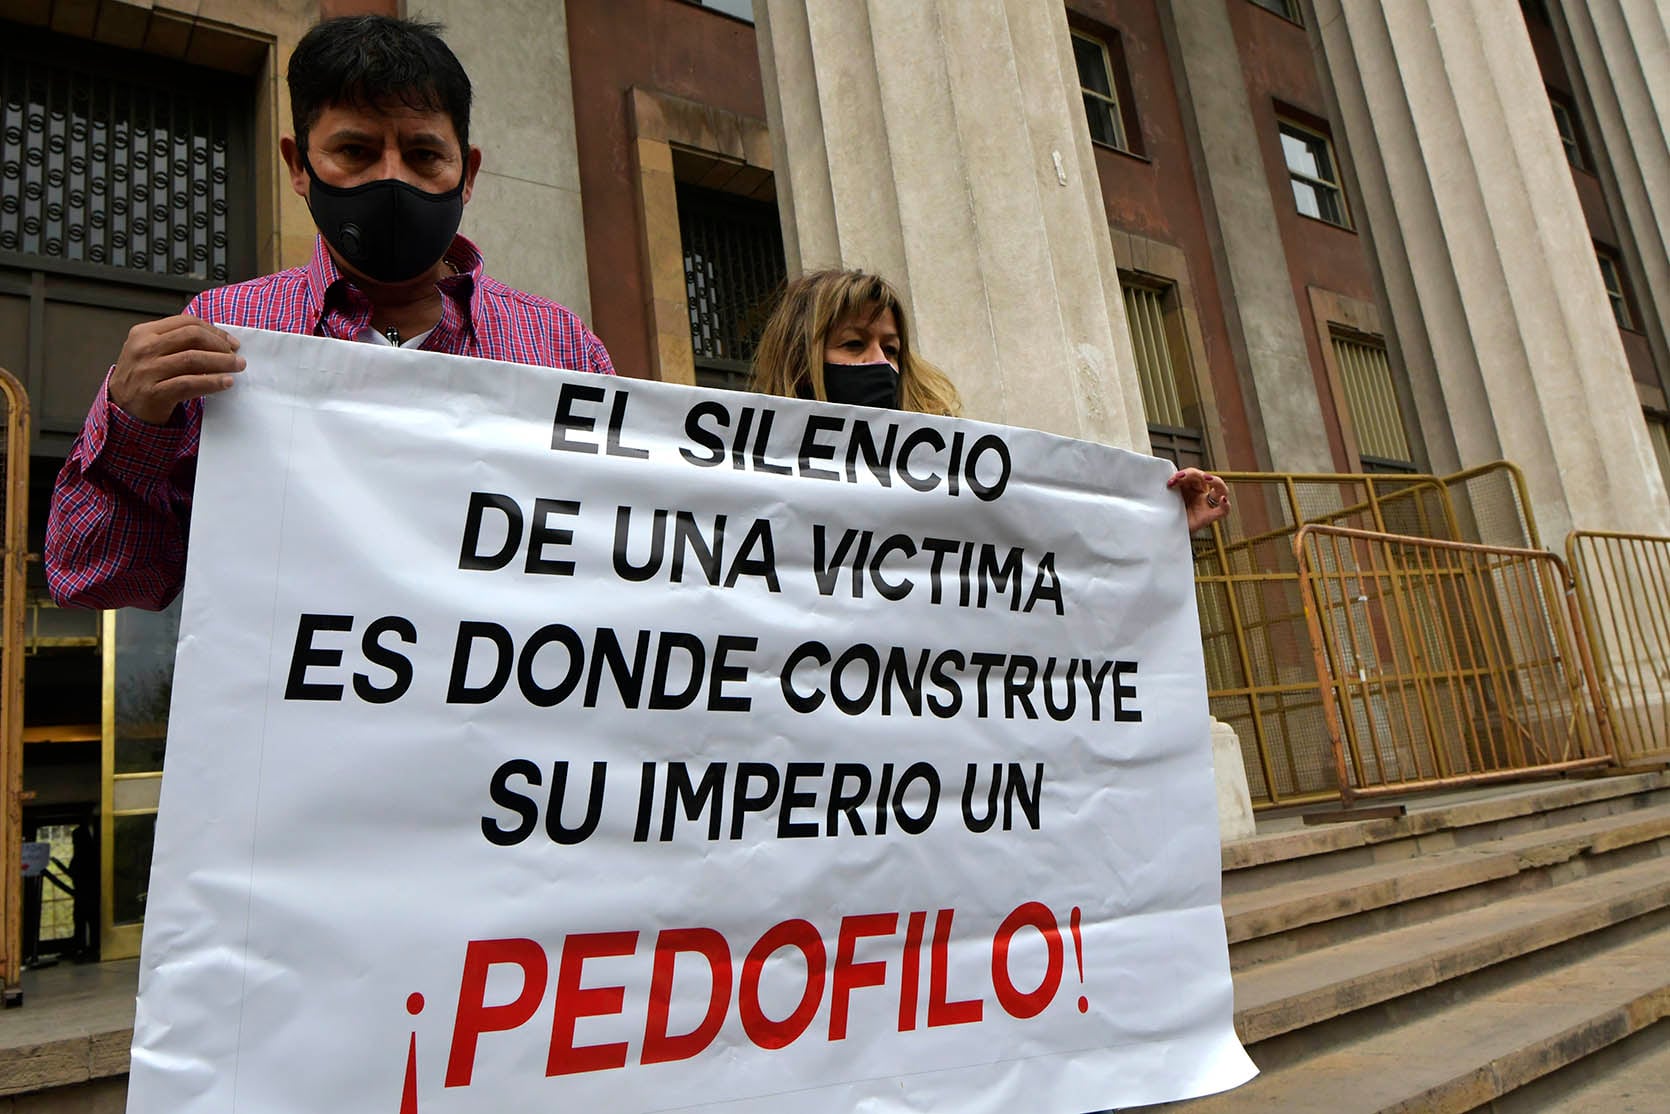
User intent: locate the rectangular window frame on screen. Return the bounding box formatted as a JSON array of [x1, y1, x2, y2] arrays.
[[1330, 328, 1415, 473], [1071, 29, 1136, 156], [1278, 118, 1352, 230], [677, 182, 786, 391], [1248, 0, 1303, 25], [1120, 273, 1209, 472], [678, 0, 753, 24], [0, 25, 259, 287], [1548, 93, 1588, 172], [1596, 247, 1637, 332], [1647, 413, 1670, 501]]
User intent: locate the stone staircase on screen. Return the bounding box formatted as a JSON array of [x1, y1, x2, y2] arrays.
[[1162, 770, 1670, 1113]]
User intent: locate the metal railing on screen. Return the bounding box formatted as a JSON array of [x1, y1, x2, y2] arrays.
[[1195, 461, 1538, 808], [1295, 526, 1611, 803], [1567, 531, 1670, 766]]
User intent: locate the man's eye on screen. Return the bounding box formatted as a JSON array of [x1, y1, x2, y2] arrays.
[[339, 145, 369, 160], [410, 149, 442, 164]]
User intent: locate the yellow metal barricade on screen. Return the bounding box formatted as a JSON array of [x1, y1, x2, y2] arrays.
[[1, 369, 28, 1003], [1295, 525, 1610, 803], [1195, 461, 1537, 808], [1567, 531, 1670, 764]]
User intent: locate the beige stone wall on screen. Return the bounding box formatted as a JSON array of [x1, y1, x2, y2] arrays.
[[408, 0, 592, 315]]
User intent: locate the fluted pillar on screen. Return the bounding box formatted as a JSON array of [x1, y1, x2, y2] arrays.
[[754, 0, 1263, 842], [753, 0, 1146, 447], [1161, 0, 1333, 472], [1560, 0, 1670, 389], [1312, 0, 1670, 542]]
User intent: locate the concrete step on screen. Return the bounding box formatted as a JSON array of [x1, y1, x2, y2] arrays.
[[1486, 1018, 1670, 1113], [1223, 771, 1670, 896], [1160, 921, 1670, 1113], [1232, 855, 1670, 1044], [1226, 802, 1670, 964]]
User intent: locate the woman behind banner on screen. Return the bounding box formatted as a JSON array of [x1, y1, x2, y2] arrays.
[[747, 268, 1231, 531]]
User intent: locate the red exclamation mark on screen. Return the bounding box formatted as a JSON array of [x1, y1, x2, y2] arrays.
[[1069, 907, 1087, 1013], [400, 992, 426, 1114]]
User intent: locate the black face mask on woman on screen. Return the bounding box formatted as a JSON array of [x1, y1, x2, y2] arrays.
[[302, 155, 465, 284], [823, 361, 901, 410]]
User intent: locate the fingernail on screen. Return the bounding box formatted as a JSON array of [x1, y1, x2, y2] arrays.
[[236, 357, 247, 370]]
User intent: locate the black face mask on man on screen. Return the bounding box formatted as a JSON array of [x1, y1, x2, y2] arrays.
[[302, 154, 465, 284], [823, 361, 901, 410]]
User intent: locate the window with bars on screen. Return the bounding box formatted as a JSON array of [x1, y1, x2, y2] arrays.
[[1278, 119, 1350, 228], [1331, 331, 1415, 472], [1071, 31, 1136, 155], [679, 184, 786, 391], [1122, 278, 1207, 470], [0, 31, 251, 282]]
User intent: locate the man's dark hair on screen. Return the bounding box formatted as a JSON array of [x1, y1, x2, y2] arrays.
[[288, 15, 472, 153]]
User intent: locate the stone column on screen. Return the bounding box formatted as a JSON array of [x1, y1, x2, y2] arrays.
[[752, 0, 1145, 446], [409, 0, 592, 317], [1311, 0, 1670, 541], [1159, 1, 1334, 473], [755, 0, 1259, 841], [1560, 1, 1670, 393]]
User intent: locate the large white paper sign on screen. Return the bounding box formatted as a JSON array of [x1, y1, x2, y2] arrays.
[[128, 327, 1255, 1113]]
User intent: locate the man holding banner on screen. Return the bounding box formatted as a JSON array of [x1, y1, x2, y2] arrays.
[[45, 14, 615, 612], [110, 327, 1255, 1111]]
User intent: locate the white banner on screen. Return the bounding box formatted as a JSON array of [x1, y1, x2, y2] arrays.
[[129, 327, 1254, 1113]]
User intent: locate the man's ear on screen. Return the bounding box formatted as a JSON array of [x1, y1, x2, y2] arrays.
[[280, 136, 309, 200], [461, 145, 483, 205]]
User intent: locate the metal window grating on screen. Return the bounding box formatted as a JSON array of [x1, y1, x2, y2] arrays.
[[1123, 282, 1185, 427], [1332, 332, 1413, 468], [0, 41, 239, 281], [1123, 279, 1207, 469], [679, 184, 785, 385]]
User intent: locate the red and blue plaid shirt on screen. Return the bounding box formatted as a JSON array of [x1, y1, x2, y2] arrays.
[[46, 234, 616, 610]]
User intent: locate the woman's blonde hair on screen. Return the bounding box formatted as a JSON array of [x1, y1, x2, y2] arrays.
[[748, 270, 962, 417]]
